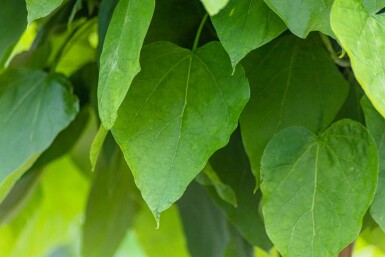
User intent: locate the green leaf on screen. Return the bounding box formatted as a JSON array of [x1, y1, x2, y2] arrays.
[[261, 120, 378, 257], [211, 0, 286, 68], [112, 41, 249, 221], [82, 144, 140, 257], [200, 0, 229, 15], [98, 0, 155, 129], [0, 0, 27, 64], [331, 0, 385, 121], [26, 0, 63, 24], [363, 0, 385, 14], [263, 0, 334, 37], [178, 181, 230, 257], [224, 225, 254, 257], [0, 70, 79, 203], [361, 96, 385, 232], [208, 129, 272, 250], [196, 164, 238, 207], [240, 33, 348, 187], [89, 125, 108, 171]]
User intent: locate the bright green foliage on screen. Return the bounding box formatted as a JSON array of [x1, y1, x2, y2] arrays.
[[200, 0, 229, 15], [26, 0, 63, 23], [331, 0, 385, 121], [0, 70, 78, 203], [361, 97, 385, 232], [98, 0, 155, 129], [240, 34, 348, 186], [211, 0, 286, 68], [2, 0, 385, 256], [263, 0, 334, 37], [0, 0, 27, 66], [261, 120, 378, 257], [112, 41, 249, 220]]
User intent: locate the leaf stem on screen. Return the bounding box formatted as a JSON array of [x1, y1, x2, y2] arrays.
[[319, 33, 350, 68], [192, 13, 208, 51]]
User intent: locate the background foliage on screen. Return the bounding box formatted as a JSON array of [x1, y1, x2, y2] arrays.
[[1, 0, 385, 256]]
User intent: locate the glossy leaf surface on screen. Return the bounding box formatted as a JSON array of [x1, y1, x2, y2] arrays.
[[240, 34, 348, 186], [0, 70, 79, 203], [211, 0, 286, 67], [331, 0, 385, 121], [98, 0, 155, 129], [261, 120, 378, 257], [112, 41, 249, 220]]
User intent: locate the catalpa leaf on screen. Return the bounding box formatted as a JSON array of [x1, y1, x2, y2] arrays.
[[361, 96, 385, 232], [261, 120, 378, 257], [331, 0, 385, 121], [112, 41, 249, 221], [211, 0, 286, 68], [240, 34, 348, 187], [200, 0, 229, 15], [98, 0, 154, 129], [26, 0, 63, 24], [0, 69, 78, 203], [263, 0, 334, 37], [363, 0, 385, 14]]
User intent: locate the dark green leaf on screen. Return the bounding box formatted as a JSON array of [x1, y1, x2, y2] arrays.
[[0, 0, 27, 65], [331, 0, 385, 121], [361, 96, 385, 232], [211, 0, 286, 68], [240, 33, 348, 186], [261, 120, 378, 257], [263, 0, 334, 37], [0, 69, 79, 203], [112, 41, 249, 221], [224, 225, 254, 257], [82, 142, 140, 257], [98, 0, 155, 129], [178, 181, 230, 257], [208, 129, 272, 250]]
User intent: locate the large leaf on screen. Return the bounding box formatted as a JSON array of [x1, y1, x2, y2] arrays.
[[200, 0, 229, 15], [240, 33, 348, 186], [0, 70, 79, 203], [208, 129, 272, 250], [263, 0, 334, 37], [82, 143, 140, 257], [178, 181, 230, 257], [361, 96, 385, 232], [363, 0, 385, 14], [0, 0, 27, 64], [261, 120, 378, 257], [98, 0, 155, 129], [112, 41, 249, 220], [211, 0, 286, 68], [331, 0, 385, 121], [26, 0, 63, 23]]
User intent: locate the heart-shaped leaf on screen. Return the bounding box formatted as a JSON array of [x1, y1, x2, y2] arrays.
[[331, 0, 385, 121], [112, 42, 249, 221], [261, 120, 378, 257]]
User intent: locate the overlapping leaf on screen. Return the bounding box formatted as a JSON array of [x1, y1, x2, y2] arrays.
[[263, 0, 334, 37], [98, 0, 155, 129], [211, 0, 286, 68], [240, 34, 348, 186], [331, 0, 385, 121], [112, 41, 249, 220], [26, 0, 63, 23], [361, 96, 385, 232], [261, 120, 378, 257], [0, 70, 78, 203]]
